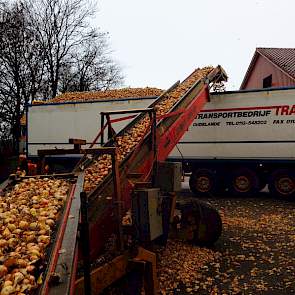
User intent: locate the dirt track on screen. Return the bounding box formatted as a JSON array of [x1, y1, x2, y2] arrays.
[[158, 193, 295, 294]]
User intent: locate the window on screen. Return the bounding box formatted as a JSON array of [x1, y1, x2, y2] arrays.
[[263, 74, 272, 88]]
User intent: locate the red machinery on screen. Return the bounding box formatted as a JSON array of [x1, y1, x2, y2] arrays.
[[72, 65, 226, 294], [1, 66, 227, 295], [75, 66, 227, 258]]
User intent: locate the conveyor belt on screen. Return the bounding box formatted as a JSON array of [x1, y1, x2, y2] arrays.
[[74, 66, 227, 260], [0, 66, 227, 294], [0, 173, 83, 295]]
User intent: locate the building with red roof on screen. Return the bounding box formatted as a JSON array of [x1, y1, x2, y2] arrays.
[[241, 48, 295, 90]]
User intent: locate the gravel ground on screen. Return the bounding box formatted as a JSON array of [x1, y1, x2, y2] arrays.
[[158, 191, 295, 294]]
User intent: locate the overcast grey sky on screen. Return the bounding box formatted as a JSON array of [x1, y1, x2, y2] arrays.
[[96, 0, 295, 90]]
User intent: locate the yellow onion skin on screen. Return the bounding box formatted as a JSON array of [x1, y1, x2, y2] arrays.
[[0, 177, 70, 293]]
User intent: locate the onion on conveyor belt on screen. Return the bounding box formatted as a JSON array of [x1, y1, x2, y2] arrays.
[[83, 66, 215, 194], [0, 176, 72, 295]]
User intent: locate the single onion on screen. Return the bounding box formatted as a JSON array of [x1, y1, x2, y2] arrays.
[[18, 221, 29, 230], [0, 240, 7, 248], [0, 265, 8, 278], [0, 285, 15, 295]]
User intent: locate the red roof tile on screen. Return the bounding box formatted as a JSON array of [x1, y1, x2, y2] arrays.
[[257, 48, 295, 79]]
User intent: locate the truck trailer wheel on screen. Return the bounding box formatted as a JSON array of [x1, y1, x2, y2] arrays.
[[228, 168, 259, 196], [269, 169, 295, 199], [189, 169, 218, 196]]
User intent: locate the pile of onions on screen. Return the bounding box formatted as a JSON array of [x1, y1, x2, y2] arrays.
[[42, 87, 163, 104], [0, 178, 69, 294], [84, 67, 214, 193]]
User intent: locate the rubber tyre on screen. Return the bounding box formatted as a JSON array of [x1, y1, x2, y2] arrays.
[[180, 200, 222, 246], [269, 169, 295, 199], [228, 168, 260, 196], [189, 169, 218, 196]]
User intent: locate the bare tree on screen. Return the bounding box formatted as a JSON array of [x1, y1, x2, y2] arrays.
[[60, 32, 123, 92], [0, 1, 45, 152], [0, 0, 123, 153], [29, 0, 100, 98]]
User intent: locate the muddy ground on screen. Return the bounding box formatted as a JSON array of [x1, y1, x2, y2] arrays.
[[158, 192, 295, 294]]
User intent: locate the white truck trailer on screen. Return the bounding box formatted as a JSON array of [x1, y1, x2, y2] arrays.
[[169, 86, 295, 198], [26, 87, 295, 198], [25, 96, 156, 169]]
